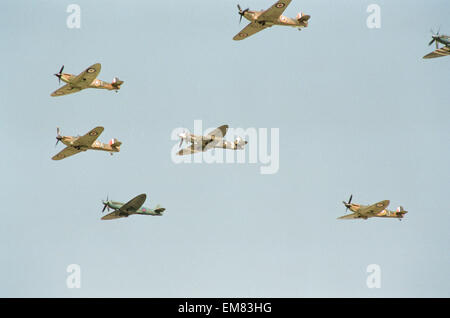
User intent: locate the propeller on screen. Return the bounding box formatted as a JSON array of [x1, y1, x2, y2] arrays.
[[55, 127, 62, 146], [237, 4, 249, 24], [429, 28, 441, 49], [343, 194, 353, 212], [54, 65, 64, 85], [178, 131, 188, 148], [102, 195, 110, 213]]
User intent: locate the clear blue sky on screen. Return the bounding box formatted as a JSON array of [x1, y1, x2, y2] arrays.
[[0, 0, 449, 297]]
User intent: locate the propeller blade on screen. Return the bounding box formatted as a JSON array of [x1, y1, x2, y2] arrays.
[[436, 40, 439, 49], [428, 38, 435, 46], [348, 194, 352, 204], [102, 203, 107, 213], [54, 65, 64, 85]]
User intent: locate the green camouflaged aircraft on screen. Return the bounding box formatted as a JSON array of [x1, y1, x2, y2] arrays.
[[101, 194, 165, 220]]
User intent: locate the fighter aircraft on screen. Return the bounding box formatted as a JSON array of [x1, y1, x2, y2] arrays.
[[52, 126, 121, 160], [101, 193, 165, 220], [50, 63, 123, 96], [233, 0, 310, 41], [177, 124, 248, 155], [338, 195, 408, 221], [423, 29, 450, 59]]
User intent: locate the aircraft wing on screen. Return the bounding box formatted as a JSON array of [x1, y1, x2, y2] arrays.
[[359, 200, 390, 216], [258, 0, 292, 21], [70, 63, 101, 88], [52, 147, 82, 160], [101, 211, 127, 220], [51, 84, 82, 97], [72, 126, 104, 147], [118, 193, 147, 214], [423, 46, 450, 59], [337, 213, 363, 220], [177, 144, 203, 156], [233, 22, 268, 41]]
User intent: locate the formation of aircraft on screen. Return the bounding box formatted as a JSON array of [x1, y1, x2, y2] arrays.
[[338, 195, 407, 221], [101, 194, 165, 220], [177, 125, 248, 155], [51, 63, 123, 97], [52, 126, 121, 160], [49, 5, 419, 222], [233, 0, 310, 41], [423, 29, 450, 59]]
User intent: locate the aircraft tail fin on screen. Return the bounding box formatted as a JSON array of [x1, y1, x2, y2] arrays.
[[109, 138, 122, 149], [296, 12, 310, 25], [112, 77, 124, 89], [396, 206, 407, 217], [154, 204, 165, 214]]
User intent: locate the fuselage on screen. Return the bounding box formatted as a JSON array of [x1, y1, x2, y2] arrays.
[[106, 201, 164, 216], [59, 136, 120, 153], [181, 133, 246, 150], [242, 10, 307, 28], [347, 203, 406, 219], [60, 73, 119, 90], [436, 37, 450, 46]]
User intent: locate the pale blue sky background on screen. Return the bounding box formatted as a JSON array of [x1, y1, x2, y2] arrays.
[[0, 0, 449, 297]]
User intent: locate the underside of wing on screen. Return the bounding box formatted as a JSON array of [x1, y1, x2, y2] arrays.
[[119, 194, 147, 214], [177, 144, 202, 156], [51, 84, 82, 97], [423, 46, 450, 59], [258, 0, 292, 21], [233, 22, 268, 41], [337, 213, 362, 220], [101, 211, 126, 220], [52, 147, 82, 160], [73, 126, 104, 147], [71, 63, 101, 88]]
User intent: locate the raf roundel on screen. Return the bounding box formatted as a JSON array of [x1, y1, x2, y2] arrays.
[[89, 131, 98, 136], [276, 3, 286, 8], [87, 68, 96, 73], [239, 33, 248, 38]]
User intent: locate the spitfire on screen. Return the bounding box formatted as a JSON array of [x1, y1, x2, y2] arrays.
[[177, 124, 248, 156], [423, 29, 450, 59], [52, 126, 122, 160], [101, 193, 165, 220], [51, 63, 124, 97], [234, 0, 310, 41], [338, 195, 408, 221]]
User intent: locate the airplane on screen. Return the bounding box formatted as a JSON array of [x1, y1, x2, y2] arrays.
[[338, 195, 408, 221], [177, 124, 248, 155], [423, 29, 450, 59], [233, 0, 310, 41], [101, 193, 165, 220], [50, 63, 124, 97], [52, 126, 121, 160]]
